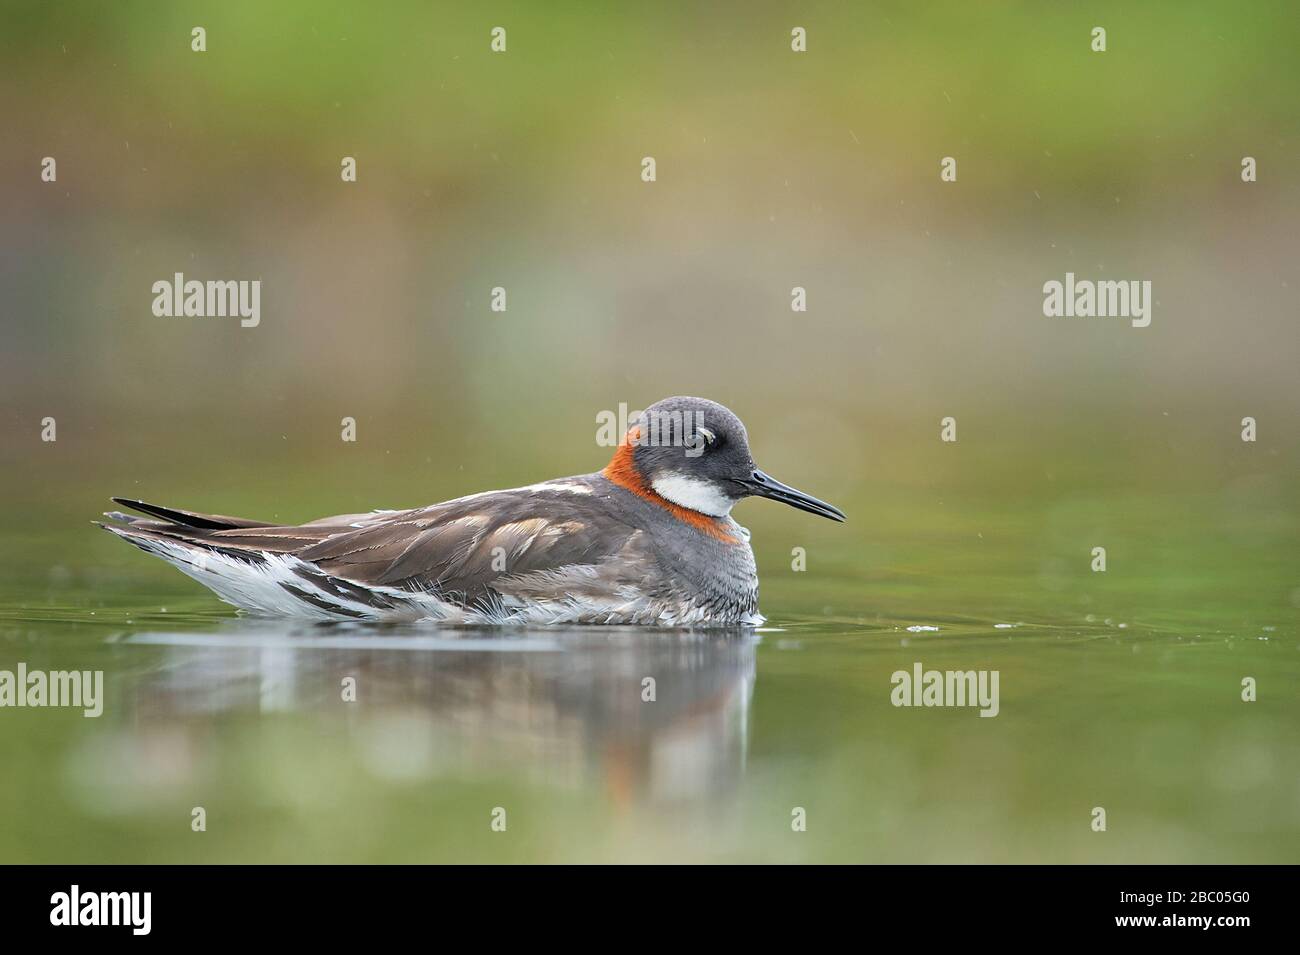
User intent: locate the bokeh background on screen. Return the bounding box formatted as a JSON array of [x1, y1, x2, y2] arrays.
[[1, 2, 1297, 863]]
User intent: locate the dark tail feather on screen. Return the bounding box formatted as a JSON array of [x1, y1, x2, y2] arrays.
[[96, 519, 272, 566], [109, 498, 273, 531]]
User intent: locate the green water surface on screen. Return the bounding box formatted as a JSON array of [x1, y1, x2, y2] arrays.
[[0, 483, 1295, 864]]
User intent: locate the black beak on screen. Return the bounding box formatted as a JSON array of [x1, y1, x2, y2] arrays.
[[739, 469, 846, 522]]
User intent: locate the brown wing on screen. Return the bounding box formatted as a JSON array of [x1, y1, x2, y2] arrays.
[[108, 482, 649, 607], [293, 490, 644, 603]]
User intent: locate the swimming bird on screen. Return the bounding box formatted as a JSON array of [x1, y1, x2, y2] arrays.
[[99, 396, 845, 626]]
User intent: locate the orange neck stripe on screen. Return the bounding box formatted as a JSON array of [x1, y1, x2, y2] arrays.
[[602, 430, 737, 543]]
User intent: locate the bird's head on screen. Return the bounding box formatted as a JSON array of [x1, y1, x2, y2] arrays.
[[604, 396, 846, 523]]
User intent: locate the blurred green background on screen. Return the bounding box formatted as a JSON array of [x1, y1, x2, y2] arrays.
[[0, 2, 1296, 863]]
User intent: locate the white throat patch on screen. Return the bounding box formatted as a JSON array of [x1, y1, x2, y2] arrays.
[[650, 474, 734, 517]]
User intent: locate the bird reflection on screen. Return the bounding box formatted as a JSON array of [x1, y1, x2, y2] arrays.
[[110, 620, 758, 807]]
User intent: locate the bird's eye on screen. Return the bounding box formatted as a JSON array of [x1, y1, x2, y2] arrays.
[[697, 427, 717, 447]]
